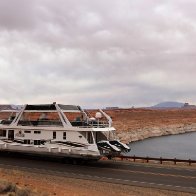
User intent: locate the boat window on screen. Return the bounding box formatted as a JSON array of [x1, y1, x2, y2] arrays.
[[0, 130, 6, 137], [8, 130, 14, 140], [34, 131, 41, 134], [64, 112, 82, 122], [53, 131, 56, 139], [63, 132, 66, 140], [0, 112, 17, 125], [34, 140, 41, 145], [94, 132, 107, 143], [24, 139, 31, 144], [18, 112, 63, 127], [64, 112, 88, 127], [24, 131, 31, 133]]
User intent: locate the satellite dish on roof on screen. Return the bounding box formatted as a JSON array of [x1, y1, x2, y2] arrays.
[[95, 112, 102, 119]]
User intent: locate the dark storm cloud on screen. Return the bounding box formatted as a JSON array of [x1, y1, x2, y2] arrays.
[[0, 0, 196, 107]]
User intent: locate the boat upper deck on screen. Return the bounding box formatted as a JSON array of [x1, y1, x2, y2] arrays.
[[0, 103, 111, 128]]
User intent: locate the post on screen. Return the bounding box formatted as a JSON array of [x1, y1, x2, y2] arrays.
[[174, 158, 177, 165], [160, 157, 162, 164], [189, 159, 192, 166]]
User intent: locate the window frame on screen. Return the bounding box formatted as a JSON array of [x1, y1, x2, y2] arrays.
[[34, 131, 41, 134], [24, 139, 31, 144], [34, 140, 41, 145], [53, 131, 56, 139], [0, 130, 6, 137], [24, 131, 31, 133], [63, 132, 66, 140]]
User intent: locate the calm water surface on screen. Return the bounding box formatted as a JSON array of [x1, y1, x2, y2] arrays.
[[127, 132, 196, 160]]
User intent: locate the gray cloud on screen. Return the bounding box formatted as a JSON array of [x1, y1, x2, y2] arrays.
[[0, 0, 196, 108]]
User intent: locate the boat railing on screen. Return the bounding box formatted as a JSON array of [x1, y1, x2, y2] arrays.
[[70, 120, 109, 128]]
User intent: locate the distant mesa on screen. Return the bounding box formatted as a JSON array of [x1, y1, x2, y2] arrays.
[[152, 101, 185, 108], [0, 105, 23, 111], [152, 101, 196, 109], [105, 107, 119, 110], [0, 105, 14, 110]]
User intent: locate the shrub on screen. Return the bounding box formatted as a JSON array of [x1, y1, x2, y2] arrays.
[[0, 180, 15, 193]]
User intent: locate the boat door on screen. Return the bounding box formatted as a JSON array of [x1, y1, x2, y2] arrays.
[[87, 132, 94, 144], [8, 130, 14, 140]]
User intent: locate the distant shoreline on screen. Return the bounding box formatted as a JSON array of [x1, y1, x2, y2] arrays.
[[117, 123, 196, 143]]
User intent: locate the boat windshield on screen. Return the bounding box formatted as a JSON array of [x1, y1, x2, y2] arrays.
[[18, 112, 63, 127], [0, 112, 17, 125]]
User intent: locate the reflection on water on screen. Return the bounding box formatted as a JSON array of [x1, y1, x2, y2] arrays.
[[128, 132, 196, 160]]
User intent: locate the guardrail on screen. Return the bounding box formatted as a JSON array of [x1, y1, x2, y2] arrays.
[[117, 155, 196, 166]]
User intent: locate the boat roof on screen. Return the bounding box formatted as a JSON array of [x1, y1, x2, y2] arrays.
[[24, 104, 81, 111], [58, 104, 81, 111], [25, 104, 56, 110]]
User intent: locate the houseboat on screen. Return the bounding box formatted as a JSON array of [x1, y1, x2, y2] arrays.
[[0, 103, 130, 161]]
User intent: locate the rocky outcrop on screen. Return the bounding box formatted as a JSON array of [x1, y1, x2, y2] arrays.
[[117, 123, 196, 143], [102, 108, 196, 143]]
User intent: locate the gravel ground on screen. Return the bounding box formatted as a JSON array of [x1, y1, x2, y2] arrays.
[[0, 168, 195, 196]]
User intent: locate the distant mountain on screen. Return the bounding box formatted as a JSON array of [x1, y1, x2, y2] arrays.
[[152, 101, 185, 108], [0, 105, 13, 110], [0, 104, 23, 110], [11, 105, 23, 110]]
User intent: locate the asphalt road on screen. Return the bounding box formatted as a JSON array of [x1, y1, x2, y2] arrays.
[[0, 153, 196, 194]]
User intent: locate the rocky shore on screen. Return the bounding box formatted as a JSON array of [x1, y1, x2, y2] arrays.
[[104, 108, 196, 143], [117, 123, 196, 143]]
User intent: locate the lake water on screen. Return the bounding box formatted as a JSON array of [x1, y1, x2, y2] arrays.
[[127, 132, 196, 160]]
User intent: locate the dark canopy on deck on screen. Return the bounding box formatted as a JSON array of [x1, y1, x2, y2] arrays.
[[24, 104, 81, 111]]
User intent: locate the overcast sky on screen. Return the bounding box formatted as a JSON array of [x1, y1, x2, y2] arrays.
[[0, 0, 196, 108]]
